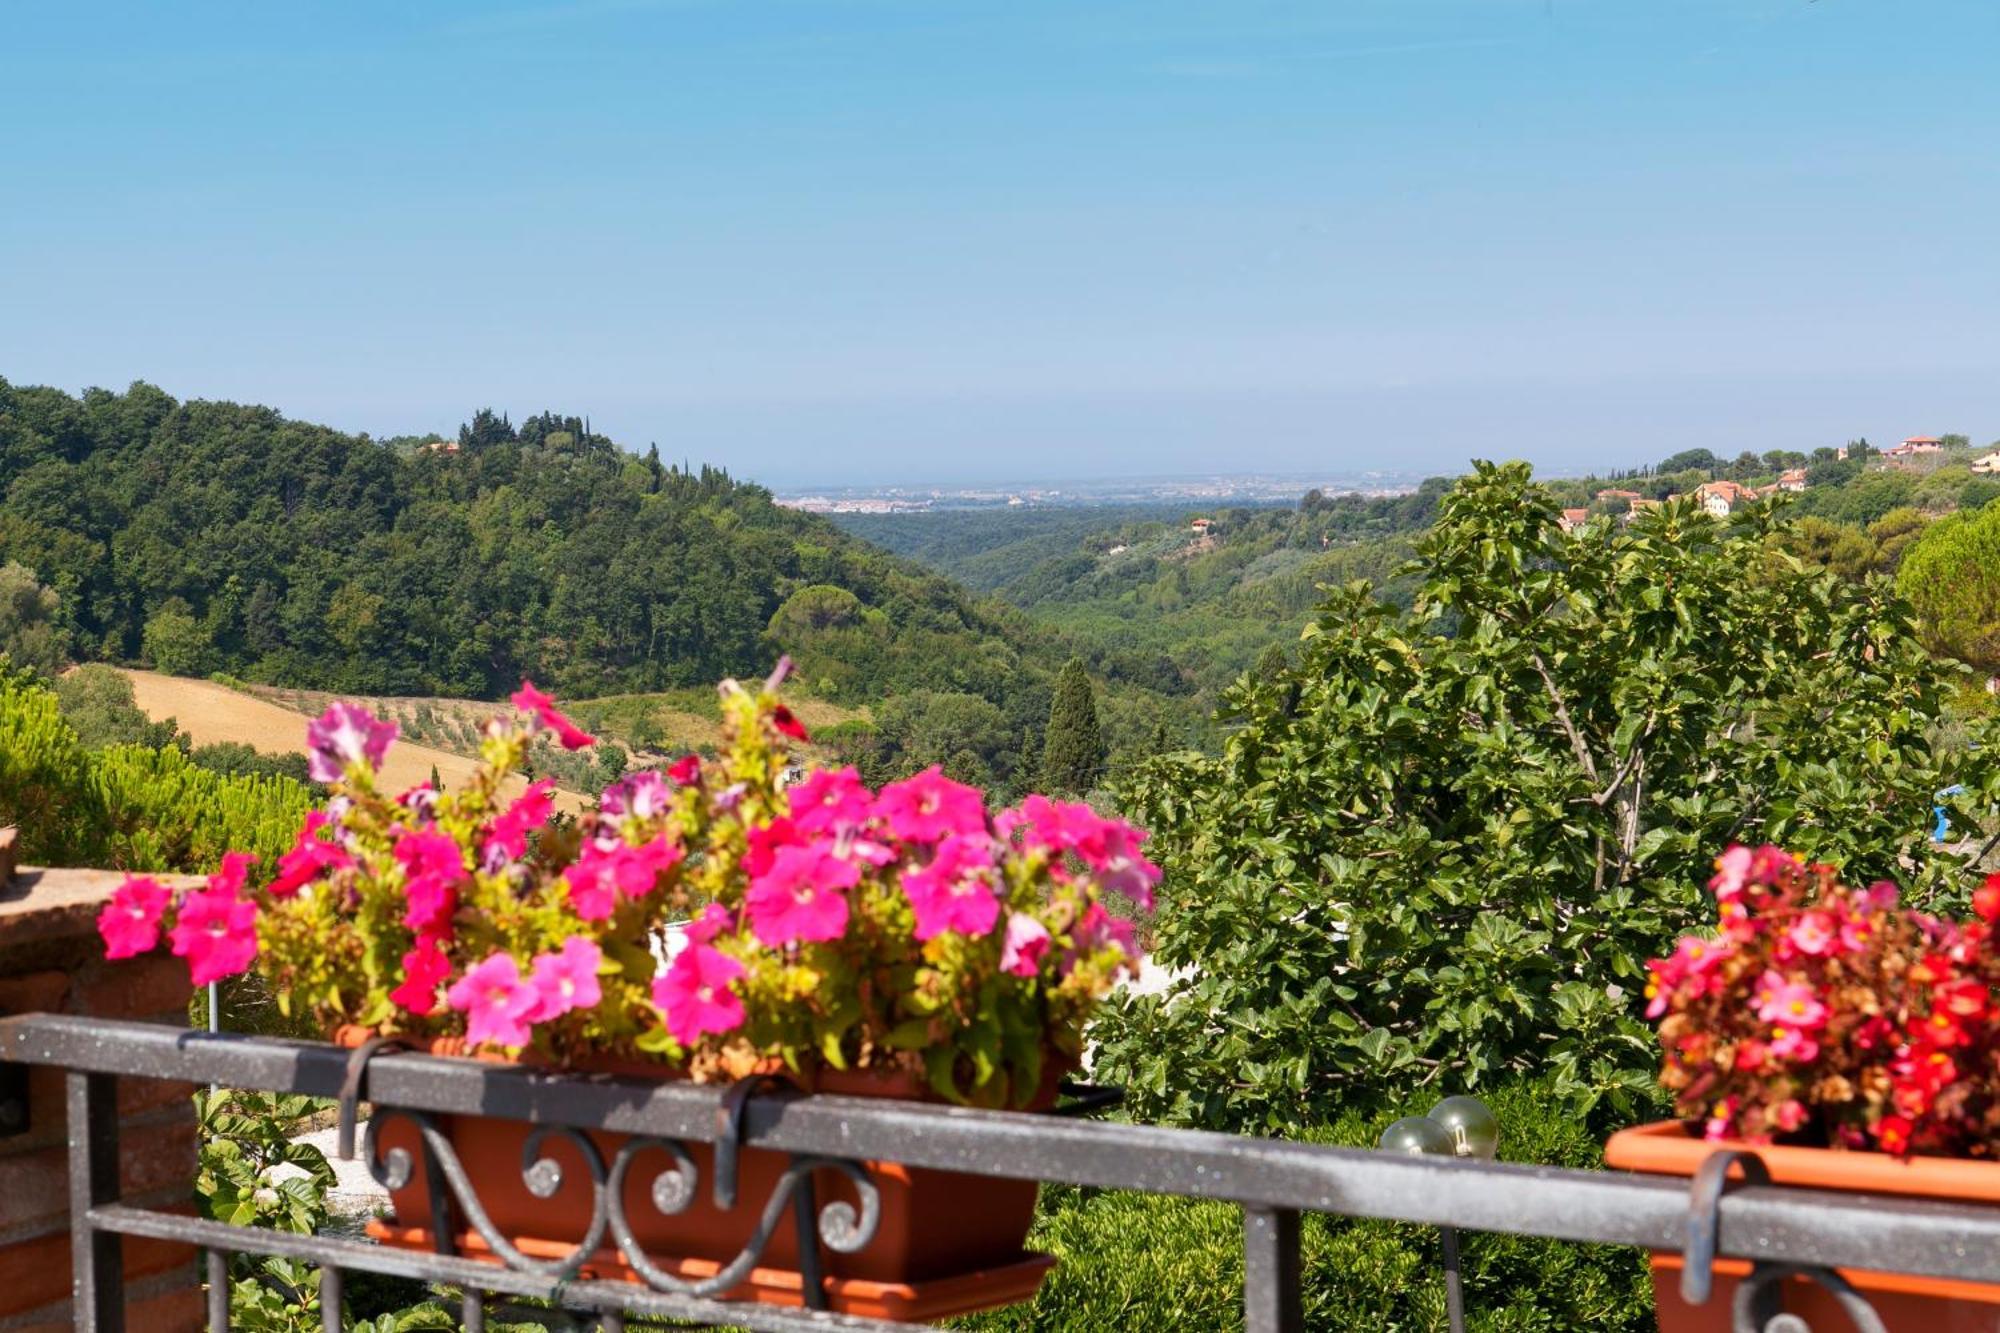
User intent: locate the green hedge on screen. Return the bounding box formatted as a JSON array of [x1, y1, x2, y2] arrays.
[[0, 664, 311, 873], [956, 1081, 1657, 1331]]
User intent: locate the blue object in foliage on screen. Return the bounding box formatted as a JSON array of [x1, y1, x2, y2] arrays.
[[1935, 785, 1966, 843]]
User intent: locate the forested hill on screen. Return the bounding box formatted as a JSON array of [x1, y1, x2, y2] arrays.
[[832, 485, 1450, 704], [0, 379, 1125, 730]]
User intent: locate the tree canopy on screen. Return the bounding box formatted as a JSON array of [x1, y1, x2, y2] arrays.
[[1095, 461, 1999, 1132], [0, 378, 1118, 742]]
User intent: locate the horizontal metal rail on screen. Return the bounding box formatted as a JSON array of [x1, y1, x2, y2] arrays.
[[8, 1012, 2000, 1332], [91, 1205, 897, 1332]]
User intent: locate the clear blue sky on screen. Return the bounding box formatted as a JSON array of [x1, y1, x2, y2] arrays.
[[4, 1, 1998, 485]]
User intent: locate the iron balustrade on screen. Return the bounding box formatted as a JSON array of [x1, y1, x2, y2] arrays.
[[2, 1013, 1994, 1331]]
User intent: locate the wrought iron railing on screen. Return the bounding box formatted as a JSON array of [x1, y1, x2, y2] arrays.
[[5, 1012, 1999, 1332]]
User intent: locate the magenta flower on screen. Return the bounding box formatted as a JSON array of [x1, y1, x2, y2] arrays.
[[1000, 912, 1051, 977], [744, 817, 804, 877], [485, 779, 555, 860], [267, 812, 349, 898], [1708, 844, 1754, 902], [874, 766, 986, 844], [210, 851, 258, 897], [1014, 796, 1160, 909], [389, 941, 452, 1016], [511, 680, 596, 750], [1786, 910, 1837, 958], [306, 702, 399, 783], [600, 771, 671, 824], [446, 952, 541, 1047], [168, 884, 260, 986], [1753, 972, 1828, 1030], [1063, 902, 1138, 979], [395, 828, 469, 935], [651, 942, 747, 1047], [901, 833, 1001, 940], [787, 766, 873, 836], [667, 754, 701, 787], [745, 845, 859, 945], [564, 836, 683, 920], [396, 827, 468, 883], [98, 876, 172, 960], [528, 937, 603, 1021], [1768, 1024, 1821, 1063], [686, 901, 735, 945]]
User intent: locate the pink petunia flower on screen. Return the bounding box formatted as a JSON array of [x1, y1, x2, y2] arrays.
[[527, 937, 603, 1021], [389, 941, 452, 1016], [267, 812, 350, 898], [168, 884, 260, 986], [403, 874, 460, 937], [745, 845, 859, 945], [446, 953, 541, 1047], [564, 836, 683, 920], [667, 754, 701, 787], [900, 834, 1002, 940], [743, 817, 804, 878], [686, 901, 735, 945], [485, 779, 555, 860], [396, 827, 468, 882], [1772, 1099, 1808, 1133], [652, 942, 747, 1047], [99, 875, 172, 960], [210, 851, 258, 897], [511, 680, 596, 750], [306, 702, 399, 784], [874, 766, 986, 844], [1014, 797, 1160, 909], [1064, 902, 1138, 979], [1000, 913, 1052, 977], [396, 828, 470, 935], [600, 772, 671, 824], [787, 766, 873, 837]]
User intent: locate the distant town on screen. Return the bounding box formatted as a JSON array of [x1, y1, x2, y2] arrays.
[[774, 471, 1428, 514]]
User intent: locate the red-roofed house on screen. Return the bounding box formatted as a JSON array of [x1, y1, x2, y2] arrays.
[[1558, 507, 1590, 533], [1695, 480, 1755, 517], [1777, 468, 1807, 493]]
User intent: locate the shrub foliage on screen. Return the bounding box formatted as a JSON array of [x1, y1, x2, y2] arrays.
[[1096, 462, 2000, 1132]]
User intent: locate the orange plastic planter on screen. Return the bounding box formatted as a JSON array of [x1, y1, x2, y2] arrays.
[[342, 1031, 1055, 1321], [1605, 1120, 2000, 1332]]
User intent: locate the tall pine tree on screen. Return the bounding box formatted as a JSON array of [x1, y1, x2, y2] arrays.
[[1039, 657, 1105, 795]]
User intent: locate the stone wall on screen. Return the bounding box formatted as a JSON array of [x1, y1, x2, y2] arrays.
[[0, 863, 205, 1332]]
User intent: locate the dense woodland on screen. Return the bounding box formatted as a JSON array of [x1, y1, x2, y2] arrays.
[[0, 378, 1203, 791]]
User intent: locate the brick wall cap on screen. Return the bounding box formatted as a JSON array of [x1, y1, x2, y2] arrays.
[[0, 867, 203, 951]]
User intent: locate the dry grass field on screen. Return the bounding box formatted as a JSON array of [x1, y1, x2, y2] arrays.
[[118, 670, 584, 810], [118, 672, 868, 814]]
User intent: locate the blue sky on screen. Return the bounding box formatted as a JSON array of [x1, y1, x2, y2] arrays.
[[4, 1, 1998, 485]]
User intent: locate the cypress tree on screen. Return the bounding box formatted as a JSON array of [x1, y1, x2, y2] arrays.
[[1039, 658, 1105, 796]]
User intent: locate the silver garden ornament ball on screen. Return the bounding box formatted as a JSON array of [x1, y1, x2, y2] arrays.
[[1377, 1115, 1455, 1156], [1427, 1095, 1500, 1160]]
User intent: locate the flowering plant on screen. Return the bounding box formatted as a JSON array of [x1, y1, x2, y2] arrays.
[[1648, 844, 2000, 1157], [98, 664, 1156, 1106]]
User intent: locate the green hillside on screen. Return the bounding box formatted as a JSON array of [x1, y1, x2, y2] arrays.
[[0, 377, 1194, 793]]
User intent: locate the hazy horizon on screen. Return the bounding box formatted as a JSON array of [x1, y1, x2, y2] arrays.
[[6, 1, 1998, 485]]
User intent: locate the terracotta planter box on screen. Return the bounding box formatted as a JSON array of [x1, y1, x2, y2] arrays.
[[349, 1034, 1054, 1321], [1605, 1120, 2000, 1331]]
